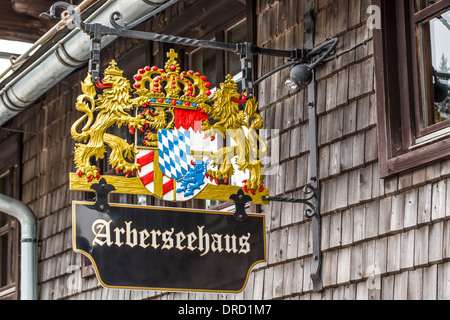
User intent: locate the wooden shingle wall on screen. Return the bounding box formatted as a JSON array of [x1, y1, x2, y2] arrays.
[[249, 0, 450, 300], [9, 0, 450, 300]]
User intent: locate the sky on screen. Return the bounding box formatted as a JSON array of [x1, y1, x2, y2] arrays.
[[0, 39, 35, 80], [430, 10, 450, 72]]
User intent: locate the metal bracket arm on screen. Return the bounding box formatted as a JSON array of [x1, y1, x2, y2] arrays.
[[262, 184, 318, 219], [261, 0, 323, 293], [40, 1, 335, 95]]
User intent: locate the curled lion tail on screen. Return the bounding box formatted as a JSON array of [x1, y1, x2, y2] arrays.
[[71, 99, 94, 142], [71, 73, 97, 142]]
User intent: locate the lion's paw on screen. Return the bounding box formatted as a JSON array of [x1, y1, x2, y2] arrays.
[[77, 166, 101, 182]]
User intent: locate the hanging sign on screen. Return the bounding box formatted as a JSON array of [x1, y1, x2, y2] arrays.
[[72, 201, 266, 292], [69, 49, 269, 204]]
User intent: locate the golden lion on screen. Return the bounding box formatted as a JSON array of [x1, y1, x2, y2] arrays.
[[201, 75, 267, 194], [71, 61, 145, 181], [140, 106, 175, 148]]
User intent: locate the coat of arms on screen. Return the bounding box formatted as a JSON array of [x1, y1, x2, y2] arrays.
[[69, 49, 268, 204]]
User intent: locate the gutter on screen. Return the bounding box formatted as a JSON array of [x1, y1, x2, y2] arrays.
[[0, 0, 101, 80], [0, 0, 168, 126], [0, 193, 37, 300]]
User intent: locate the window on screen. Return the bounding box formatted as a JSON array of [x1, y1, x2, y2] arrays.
[[373, 0, 450, 177], [0, 134, 20, 300], [414, 1, 450, 132]]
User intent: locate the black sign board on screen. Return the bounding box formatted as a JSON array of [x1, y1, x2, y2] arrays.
[[72, 201, 266, 293]]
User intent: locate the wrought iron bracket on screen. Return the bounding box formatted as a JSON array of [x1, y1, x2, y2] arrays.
[[90, 177, 116, 212], [40, 1, 335, 98], [264, 0, 323, 293], [262, 183, 318, 219], [229, 189, 252, 222], [304, 0, 323, 293]]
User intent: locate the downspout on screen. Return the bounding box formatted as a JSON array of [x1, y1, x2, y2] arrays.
[[0, 193, 37, 300]]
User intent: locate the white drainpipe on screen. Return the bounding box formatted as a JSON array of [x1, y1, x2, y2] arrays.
[[0, 193, 37, 300], [0, 0, 167, 126]]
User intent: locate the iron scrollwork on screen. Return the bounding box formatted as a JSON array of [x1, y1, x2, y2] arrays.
[[262, 183, 319, 219]]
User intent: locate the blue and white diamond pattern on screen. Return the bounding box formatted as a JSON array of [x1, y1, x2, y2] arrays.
[[158, 128, 191, 180]]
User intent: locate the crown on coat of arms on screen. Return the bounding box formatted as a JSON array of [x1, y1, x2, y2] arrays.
[[104, 60, 124, 76], [132, 49, 213, 110]]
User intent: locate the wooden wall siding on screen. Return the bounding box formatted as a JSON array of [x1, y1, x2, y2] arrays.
[[251, 0, 450, 301], [1, 0, 448, 300]]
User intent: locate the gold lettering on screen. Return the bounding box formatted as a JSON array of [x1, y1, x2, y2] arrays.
[[175, 231, 186, 250], [150, 229, 161, 249], [161, 228, 174, 250], [92, 219, 113, 247], [139, 229, 150, 249], [224, 234, 238, 253], [239, 233, 251, 254], [89, 220, 252, 256], [125, 221, 138, 248], [211, 233, 223, 253], [113, 227, 125, 247], [198, 226, 210, 257], [186, 232, 197, 251]]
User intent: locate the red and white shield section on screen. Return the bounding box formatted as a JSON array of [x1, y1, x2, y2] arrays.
[[136, 149, 176, 201]]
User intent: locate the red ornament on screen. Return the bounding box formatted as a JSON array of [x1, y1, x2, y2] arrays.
[[205, 90, 211, 96], [170, 65, 177, 71], [134, 74, 142, 81], [145, 66, 151, 71], [134, 83, 141, 88], [152, 66, 158, 71], [201, 75, 207, 81], [138, 69, 145, 74], [204, 82, 211, 88]]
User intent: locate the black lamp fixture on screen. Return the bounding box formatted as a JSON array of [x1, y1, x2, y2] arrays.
[[285, 38, 338, 92], [285, 64, 313, 91]]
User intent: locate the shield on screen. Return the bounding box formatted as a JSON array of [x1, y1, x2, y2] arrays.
[[158, 128, 190, 180], [136, 125, 212, 202]]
